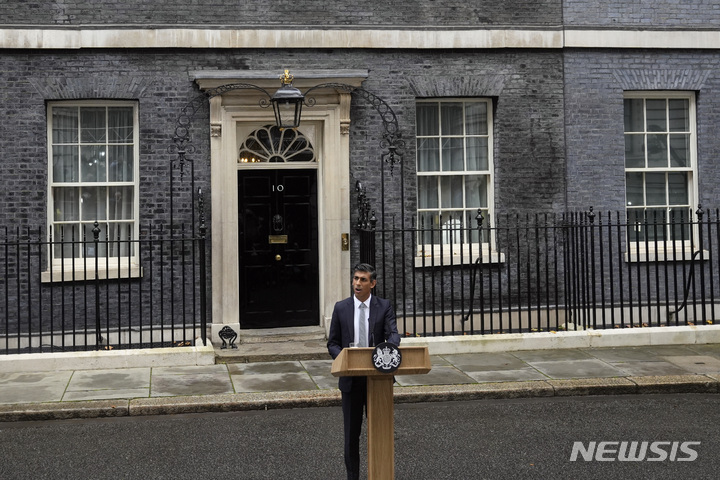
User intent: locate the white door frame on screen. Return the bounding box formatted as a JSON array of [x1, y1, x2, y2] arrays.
[[193, 71, 367, 342]]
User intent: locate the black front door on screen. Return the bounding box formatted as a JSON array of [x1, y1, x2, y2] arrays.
[[238, 169, 319, 328]]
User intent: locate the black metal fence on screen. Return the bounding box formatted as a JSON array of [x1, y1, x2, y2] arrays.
[[1, 223, 208, 354], [364, 207, 720, 337]]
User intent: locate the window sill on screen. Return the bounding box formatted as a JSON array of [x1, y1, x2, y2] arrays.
[[414, 251, 505, 268], [41, 263, 142, 283], [624, 249, 709, 263]]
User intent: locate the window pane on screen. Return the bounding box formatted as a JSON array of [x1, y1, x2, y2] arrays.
[[418, 211, 439, 245], [465, 175, 488, 208], [416, 104, 439, 136], [52, 107, 79, 144], [441, 138, 464, 171], [466, 137, 488, 171], [417, 138, 439, 172], [108, 107, 134, 142], [645, 208, 666, 242], [645, 99, 667, 132], [107, 223, 134, 256], [646, 134, 667, 168], [80, 145, 107, 182], [418, 176, 438, 209], [626, 172, 644, 206], [624, 134, 645, 168], [441, 103, 463, 135], [469, 211, 490, 244], [80, 107, 107, 143], [53, 224, 80, 258], [668, 99, 689, 132], [109, 187, 134, 220], [645, 172, 666, 206], [109, 145, 134, 181], [52, 146, 79, 183], [668, 172, 688, 205], [669, 134, 689, 168], [82, 223, 107, 257], [53, 187, 80, 221], [465, 102, 488, 135], [81, 187, 107, 221], [669, 207, 691, 241], [440, 176, 463, 208], [440, 213, 463, 245], [624, 99, 644, 132]]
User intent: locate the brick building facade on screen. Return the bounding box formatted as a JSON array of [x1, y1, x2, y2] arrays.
[[1, 1, 719, 345]]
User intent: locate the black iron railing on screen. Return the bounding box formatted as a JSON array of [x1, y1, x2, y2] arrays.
[[1, 223, 208, 354], [360, 207, 720, 337]]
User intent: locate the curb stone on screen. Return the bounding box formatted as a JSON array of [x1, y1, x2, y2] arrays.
[[3, 378, 720, 422]]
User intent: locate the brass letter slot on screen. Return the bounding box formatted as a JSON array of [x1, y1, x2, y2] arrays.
[[268, 235, 288, 244]]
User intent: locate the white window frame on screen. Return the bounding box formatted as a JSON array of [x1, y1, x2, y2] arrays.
[[44, 100, 141, 281], [623, 91, 700, 262], [415, 98, 500, 266]]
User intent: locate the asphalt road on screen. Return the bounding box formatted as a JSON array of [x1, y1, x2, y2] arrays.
[[1, 394, 719, 480]]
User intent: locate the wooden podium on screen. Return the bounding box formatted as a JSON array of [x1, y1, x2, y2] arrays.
[[331, 346, 431, 480]]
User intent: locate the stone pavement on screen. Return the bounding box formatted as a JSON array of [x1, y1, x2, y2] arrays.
[[2, 343, 720, 422]]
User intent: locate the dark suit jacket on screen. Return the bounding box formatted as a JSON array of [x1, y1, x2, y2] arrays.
[[327, 295, 401, 392]]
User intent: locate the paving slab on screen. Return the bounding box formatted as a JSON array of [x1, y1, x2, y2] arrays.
[[611, 361, 690, 376], [582, 346, 659, 363], [395, 365, 475, 387], [529, 358, 626, 379], [299, 359, 334, 376], [64, 367, 151, 401], [231, 372, 319, 393], [152, 365, 228, 375], [227, 361, 307, 375], [151, 365, 234, 397], [687, 344, 720, 357], [662, 355, 720, 374], [512, 349, 593, 362], [300, 360, 337, 390], [442, 352, 528, 371], [0, 371, 72, 405], [465, 367, 548, 383], [642, 345, 697, 356]]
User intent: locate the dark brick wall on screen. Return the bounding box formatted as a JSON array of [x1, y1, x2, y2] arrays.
[[0, 0, 562, 27], [0, 48, 566, 230], [564, 49, 720, 212], [564, 1, 720, 28], [0, 50, 206, 229]]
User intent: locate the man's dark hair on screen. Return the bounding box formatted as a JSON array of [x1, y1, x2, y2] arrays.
[[353, 263, 377, 281]]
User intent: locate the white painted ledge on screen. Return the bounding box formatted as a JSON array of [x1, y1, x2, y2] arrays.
[[402, 325, 720, 355], [3, 27, 720, 50], [0, 27, 562, 49], [0, 338, 215, 374]]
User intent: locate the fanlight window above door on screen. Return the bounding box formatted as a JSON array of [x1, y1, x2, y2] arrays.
[[238, 125, 316, 163]]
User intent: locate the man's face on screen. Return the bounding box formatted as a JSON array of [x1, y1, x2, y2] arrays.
[[352, 270, 376, 302]]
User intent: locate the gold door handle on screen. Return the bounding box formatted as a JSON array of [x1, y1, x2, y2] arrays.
[[275, 254, 282, 261]]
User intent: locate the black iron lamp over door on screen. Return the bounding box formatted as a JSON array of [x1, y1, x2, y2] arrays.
[[270, 70, 305, 130]]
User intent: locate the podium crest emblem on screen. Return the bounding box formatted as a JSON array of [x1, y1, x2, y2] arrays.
[[372, 342, 402, 373]]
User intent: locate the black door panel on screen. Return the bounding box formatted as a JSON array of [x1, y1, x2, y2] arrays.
[[238, 169, 319, 328]]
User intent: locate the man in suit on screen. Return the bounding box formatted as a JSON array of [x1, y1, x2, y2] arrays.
[[327, 263, 401, 480]]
